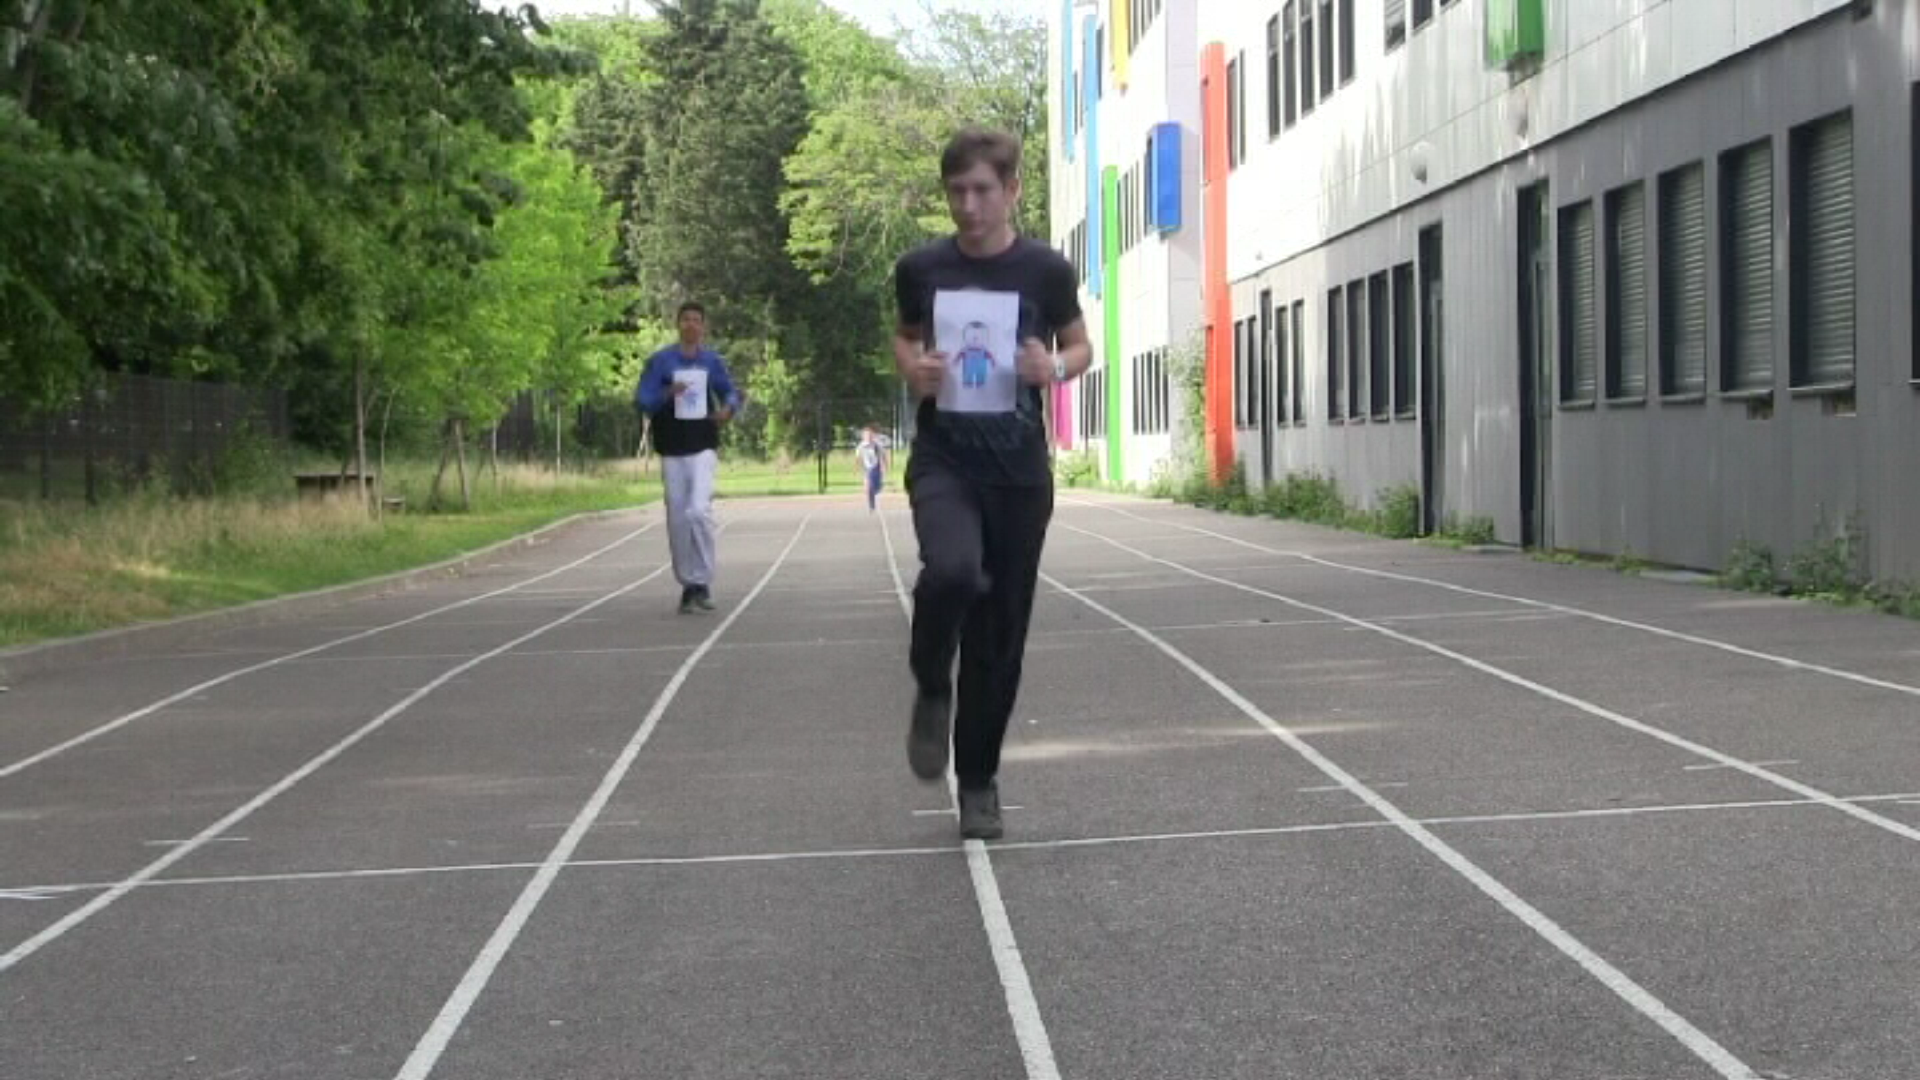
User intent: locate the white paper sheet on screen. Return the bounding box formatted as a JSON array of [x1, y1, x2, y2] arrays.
[[673, 368, 709, 420], [933, 289, 1020, 414]]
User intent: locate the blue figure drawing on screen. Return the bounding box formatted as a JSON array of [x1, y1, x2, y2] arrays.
[[953, 321, 997, 388]]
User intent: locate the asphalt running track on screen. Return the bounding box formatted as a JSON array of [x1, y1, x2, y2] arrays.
[[3, 491, 1919, 1080]]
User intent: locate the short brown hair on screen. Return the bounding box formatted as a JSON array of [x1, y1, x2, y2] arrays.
[[941, 126, 1022, 183]]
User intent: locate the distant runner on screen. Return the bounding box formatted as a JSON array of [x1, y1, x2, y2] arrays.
[[634, 301, 740, 614], [856, 425, 890, 512]]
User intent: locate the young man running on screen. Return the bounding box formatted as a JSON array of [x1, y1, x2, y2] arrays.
[[892, 126, 1092, 840], [635, 301, 739, 614], [856, 425, 889, 511]]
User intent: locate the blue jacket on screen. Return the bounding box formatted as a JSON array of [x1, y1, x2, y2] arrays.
[[634, 346, 740, 415]]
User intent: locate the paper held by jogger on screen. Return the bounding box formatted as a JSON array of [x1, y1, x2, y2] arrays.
[[934, 289, 1020, 414]]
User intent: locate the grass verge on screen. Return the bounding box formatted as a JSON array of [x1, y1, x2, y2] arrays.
[[0, 453, 873, 649]]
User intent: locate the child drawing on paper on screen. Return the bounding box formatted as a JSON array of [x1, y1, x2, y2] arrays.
[[953, 322, 997, 388]]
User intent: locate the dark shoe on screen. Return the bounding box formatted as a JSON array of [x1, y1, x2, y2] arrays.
[[958, 783, 1003, 841], [907, 691, 951, 781], [678, 587, 696, 614], [691, 586, 715, 612]]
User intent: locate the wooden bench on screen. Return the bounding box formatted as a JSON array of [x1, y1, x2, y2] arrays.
[[293, 472, 379, 499]]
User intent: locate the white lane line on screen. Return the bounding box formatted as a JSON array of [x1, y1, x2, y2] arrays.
[[141, 837, 249, 847], [392, 516, 812, 1080], [1067, 499, 1920, 702], [0, 516, 664, 780], [0, 544, 690, 978], [17, 788, 1920, 899], [1062, 522, 1920, 852], [1684, 760, 1797, 772], [880, 508, 1061, 1080], [1040, 567, 1762, 1080]]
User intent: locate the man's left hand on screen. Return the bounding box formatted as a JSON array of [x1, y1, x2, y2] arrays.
[[1017, 338, 1056, 387]]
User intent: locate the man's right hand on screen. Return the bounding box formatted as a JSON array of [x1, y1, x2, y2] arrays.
[[669, 380, 688, 399], [906, 351, 946, 400]]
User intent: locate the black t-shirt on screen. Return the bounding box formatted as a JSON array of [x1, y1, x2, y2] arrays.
[[893, 236, 1083, 486]]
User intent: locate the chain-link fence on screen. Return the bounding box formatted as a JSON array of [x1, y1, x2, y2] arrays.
[[803, 395, 910, 493], [489, 390, 644, 469], [0, 374, 290, 502]]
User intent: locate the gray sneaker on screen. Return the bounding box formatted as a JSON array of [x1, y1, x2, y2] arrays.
[[958, 783, 1003, 841], [691, 586, 715, 612], [907, 691, 951, 781]]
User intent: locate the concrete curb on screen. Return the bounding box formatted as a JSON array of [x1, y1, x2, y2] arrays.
[[0, 506, 649, 686]]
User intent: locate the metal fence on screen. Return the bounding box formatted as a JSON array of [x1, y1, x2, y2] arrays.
[[489, 390, 644, 468], [0, 374, 290, 501], [482, 389, 911, 492], [804, 395, 911, 493]]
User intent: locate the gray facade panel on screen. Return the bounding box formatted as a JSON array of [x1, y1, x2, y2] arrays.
[[1239, 5, 1919, 581]]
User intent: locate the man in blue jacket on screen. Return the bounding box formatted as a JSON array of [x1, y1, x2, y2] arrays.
[[634, 301, 740, 614]]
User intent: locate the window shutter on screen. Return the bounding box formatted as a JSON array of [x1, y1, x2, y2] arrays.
[[1609, 185, 1648, 398], [1661, 166, 1707, 395], [1798, 115, 1855, 387], [1561, 203, 1598, 401], [1724, 143, 1774, 393]]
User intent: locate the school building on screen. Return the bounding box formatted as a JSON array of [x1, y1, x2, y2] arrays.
[[1048, 0, 1920, 582]]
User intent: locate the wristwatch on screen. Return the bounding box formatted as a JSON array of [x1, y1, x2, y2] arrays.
[[1052, 353, 1069, 383]]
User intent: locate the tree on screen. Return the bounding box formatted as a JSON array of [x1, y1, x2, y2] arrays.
[[777, 2, 1049, 394], [623, 0, 810, 347], [1, 0, 588, 446]]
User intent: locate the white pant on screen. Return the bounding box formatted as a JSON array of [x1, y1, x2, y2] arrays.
[[662, 450, 718, 588]]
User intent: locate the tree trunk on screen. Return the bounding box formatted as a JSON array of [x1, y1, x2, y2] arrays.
[[489, 424, 501, 494], [11, 0, 56, 117], [454, 418, 471, 511], [354, 354, 371, 514], [427, 418, 453, 511], [553, 397, 562, 476], [376, 390, 396, 521]]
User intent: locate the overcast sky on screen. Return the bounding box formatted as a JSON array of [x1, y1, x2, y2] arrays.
[[529, 0, 1040, 37]]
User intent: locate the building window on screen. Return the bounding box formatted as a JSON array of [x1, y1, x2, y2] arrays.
[[1235, 52, 1248, 167], [1132, 349, 1170, 434], [1080, 368, 1104, 439], [1318, 0, 1336, 99], [1095, 27, 1104, 99], [1327, 287, 1345, 419], [1248, 318, 1264, 428], [1234, 318, 1250, 428], [1413, 0, 1433, 30], [1153, 348, 1171, 433], [1267, 15, 1282, 139], [1065, 220, 1088, 284], [1347, 279, 1367, 419], [1792, 111, 1855, 389], [1368, 271, 1390, 418], [1282, 5, 1298, 130], [1291, 300, 1306, 423], [1720, 139, 1774, 395], [1393, 262, 1415, 416], [1274, 294, 1290, 424], [1339, 0, 1356, 83], [1659, 162, 1707, 397], [1386, 0, 1407, 51], [1141, 139, 1154, 240], [1227, 57, 1242, 169], [1605, 183, 1648, 399], [1300, 0, 1317, 115], [1558, 201, 1598, 404]]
